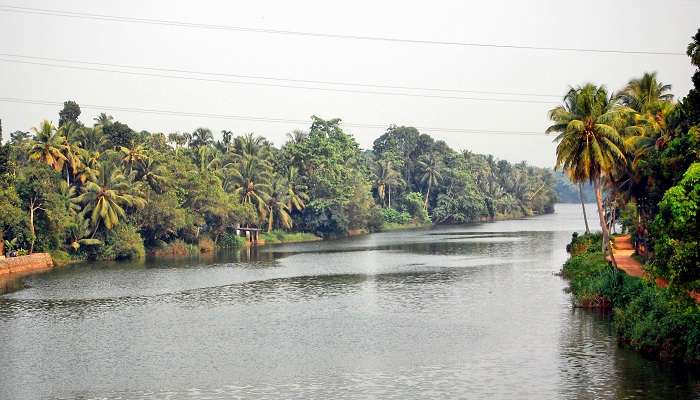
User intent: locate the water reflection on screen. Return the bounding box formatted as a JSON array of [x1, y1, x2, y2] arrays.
[[0, 204, 697, 399]]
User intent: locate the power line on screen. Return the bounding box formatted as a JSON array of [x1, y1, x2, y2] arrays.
[[0, 97, 546, 137], [0, 5, 685, 56], [0, 58, 557, 105], [0, 53, 561, 98]]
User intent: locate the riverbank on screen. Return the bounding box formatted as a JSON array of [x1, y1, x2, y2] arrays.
[[562, 233, 700, 364], [0, 253, 54, 276]]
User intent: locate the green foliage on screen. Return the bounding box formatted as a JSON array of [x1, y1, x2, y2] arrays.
[[100, 224, 145, 260], [218, 232, 246, 248], [381, 208, 411, 224], [650, 163, 700, 289], [402, 192, 430, 223], [259, 230, 319, 244], [58, 100, 81, 127], [563, 233, 700, 364], [615, 285, 700, 364], [103, 121, 135, 148]]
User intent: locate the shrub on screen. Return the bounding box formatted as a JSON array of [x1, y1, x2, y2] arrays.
[[650, 162, 700, 289], [614, 285, 700, 364], [381, 208, 411, 224], [198, 236, 216, 253], [402, 192, 430, 223], [101, 224, 146, 260], [218, 232, 246, 248]]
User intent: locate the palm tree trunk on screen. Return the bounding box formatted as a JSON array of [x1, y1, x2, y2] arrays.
[[424, 181, 431, 209], [578, 184, 590, 234], [388, 186, 391, 208], [29, 202, 35, 254], [593, 178, 616, 266], [267, 209, 273, 232]]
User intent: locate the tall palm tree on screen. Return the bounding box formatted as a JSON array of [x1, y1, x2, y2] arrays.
[[59, 122, 85, 185], [547, 84, 629, 255], [266, 175, 293, 232], [76, 150, 100, 184], [75, 163, 146, 234], [93, 113, 113, 127], [284, 166, 308, 212], [230, 155, 272, 223], [417, 154, 443, 209], [236, 132, 269, 159], [119, 144, 148, 176], [29, 120, 67, 172], [190, 127, 213, 148], [616, 72, 673, 114], [373, 159, 403, 207], [286, 129, 308, 144], [137, 158, 168, 194]]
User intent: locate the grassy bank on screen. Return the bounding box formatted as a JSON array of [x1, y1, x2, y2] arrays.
[[258, 230, 321, 245], [562, 233, 700, 365], [381, 221, 432, 231]]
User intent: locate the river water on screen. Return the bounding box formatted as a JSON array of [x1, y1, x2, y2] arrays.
[[0, 203, 697, 399]]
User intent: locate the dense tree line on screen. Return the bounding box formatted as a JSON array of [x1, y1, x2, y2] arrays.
[[549, 29, 700, 292], [0, 107, 556, 261]]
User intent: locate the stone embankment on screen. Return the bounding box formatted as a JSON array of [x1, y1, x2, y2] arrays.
[[0, 253, 54, 276]]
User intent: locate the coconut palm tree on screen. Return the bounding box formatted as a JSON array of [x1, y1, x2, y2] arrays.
[[266, 175, 293, 232], [76, 150, 100, 184], [236, 132, 269, 159], [286, 129, 308, 144], [373, 159, 403, 207], [119, 144, 148, 176], [137, 158, 168, 194], [93, 113, 113, 128], [547, 84, 629, 255], [230, 155, 272, 223], [284, 166, 308, 212], [417, 154, 443, 209], [75, 163, 146, 234], [616, 72, 673, 114], [190, 127, 214, 148], [29, 120, 67, 172], [59, 122, 85, 185]]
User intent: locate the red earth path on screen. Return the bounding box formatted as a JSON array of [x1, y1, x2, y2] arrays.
[[608, 235, 700, 303]]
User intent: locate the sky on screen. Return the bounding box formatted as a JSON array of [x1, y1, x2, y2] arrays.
[[0, 0, 698, 167]]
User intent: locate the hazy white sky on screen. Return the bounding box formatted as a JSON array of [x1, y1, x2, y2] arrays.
[[1, 0, 698, 166]]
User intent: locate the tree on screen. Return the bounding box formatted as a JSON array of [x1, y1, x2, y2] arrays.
[[29, 120, 67, 172], [547, 84, 629, 256], [119, 144, 148, 175], [190, 127, 214, 148], [650, 163, 700, 288], [230, 155, 271, 223], [373, 159, 403, 207], [16, 164, 57, 253], [58, 100, 81, 127], [103, 121, 135, 148], [75, 163, 146, 234], [417, 154, 443, 209]]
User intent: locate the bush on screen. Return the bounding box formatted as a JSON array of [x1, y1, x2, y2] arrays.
[[566, 232, 603, 256], [615, 285, 700, 364], [101, 224, 146, 260], [218, 232, 246, 248], [198, 236, 216, 253], [381, 208, 411, 224], [402, 192, 430, 223], [650, 163, 700, 289]]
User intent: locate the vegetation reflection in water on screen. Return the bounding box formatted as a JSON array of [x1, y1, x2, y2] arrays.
[[0, 204, 698, 399]]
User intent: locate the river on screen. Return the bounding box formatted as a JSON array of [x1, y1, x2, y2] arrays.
[[0, 203, 698, 399]]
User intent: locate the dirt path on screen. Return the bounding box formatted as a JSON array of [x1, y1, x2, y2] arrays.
[[609, 235, 700, 303]]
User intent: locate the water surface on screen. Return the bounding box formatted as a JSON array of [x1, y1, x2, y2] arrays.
[[1, 204, 698, 399]]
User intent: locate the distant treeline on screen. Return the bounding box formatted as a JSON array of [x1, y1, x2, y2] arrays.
[[0, 108, 556, 260]]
